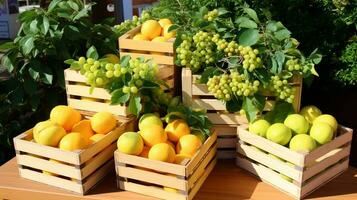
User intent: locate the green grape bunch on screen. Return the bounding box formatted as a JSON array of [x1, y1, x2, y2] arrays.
[[285, 58, 302, 72], [203, 9, 218, 21], [113, 10, 152, 34], [270, 75, 295, 103]]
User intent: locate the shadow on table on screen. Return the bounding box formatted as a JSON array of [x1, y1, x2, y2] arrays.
[[306, 168, 357, 199], [87, 171, 119, 195], [195, 159, 259, 200]]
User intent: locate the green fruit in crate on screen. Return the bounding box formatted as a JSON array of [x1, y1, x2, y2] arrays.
[[310, 122, 334, 145], [36, 125, 67, 147], [139, 113, 163, 130], [117, 132, 144, 155], [284, 114, 309, 135], [313, 114, 338, 133], [299, 105, 322, 124], [266, 123, 292, 146], [289, 134, 316, 153], [249, 119, 270, 137]]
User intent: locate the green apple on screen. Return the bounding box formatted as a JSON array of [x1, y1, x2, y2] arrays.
[[266, 123, 292, 146], [284, 114, 309, 135], [249, 119, 271, 137], [138, 113, 163, 131], [289, 134, 317, 153], [310, 122, 334, 145], [313, 114, 338, 133], [299, 105, 322, 124]]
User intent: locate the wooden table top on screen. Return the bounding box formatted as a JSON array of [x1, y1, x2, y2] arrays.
[[1, 158, 357, 200]]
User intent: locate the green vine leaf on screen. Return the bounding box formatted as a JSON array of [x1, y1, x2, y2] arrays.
[[243, 7, 260, 23], [86, 46, 99, 60], [128, 95, 142, 116], [239, 29, 259, 46], [111, 89, 130, 105], [242, 97, 257, 122], [264, 101, 295, 124]]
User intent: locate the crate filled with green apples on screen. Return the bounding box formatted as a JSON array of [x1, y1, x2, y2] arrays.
[[236, 105, 353, 199], [114, 105, 217, 200]]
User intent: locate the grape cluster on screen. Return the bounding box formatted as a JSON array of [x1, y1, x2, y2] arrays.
[[114, 10, 151, 32], [215, 37, 239, 57], [270, 75, 295, 103], [285, 59, 301, 72], [207, 71, 261, 101], [203, 9, 218, 21], [153, 88, 172, 106], [238, 46, 262, 72]]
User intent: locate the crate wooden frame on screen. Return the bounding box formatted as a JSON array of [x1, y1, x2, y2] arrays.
[[119, 26, 180, 95], [13, 111, 134, 195], [115, 132, 217, 200], [182, 68, 303, 159], [236, 125, 353, 199]]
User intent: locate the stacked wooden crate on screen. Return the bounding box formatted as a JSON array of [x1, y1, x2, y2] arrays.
[[182, 68, 303, 159], [236, 124, 353, 199]]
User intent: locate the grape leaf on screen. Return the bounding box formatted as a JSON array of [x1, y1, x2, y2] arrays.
[[86, 46, 98, 60], [226, 96, 242, 112], [242, 97, 257, 122], [111, 89, 130, 105], [128, 95, 142, 116], [243, 7, 260, 23], [120, 55, 130, 67], [198, 67, 221, 84], [239, 29, 259, 46], [264, 101, 295, 124]]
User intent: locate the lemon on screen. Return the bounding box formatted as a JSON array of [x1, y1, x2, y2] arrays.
[[89, 134, 106, 144], [59, 132, 89, 151], [90, 112, 117, 134], [163, 24, 176, 39], [158, 18, 172, 28], [152, 36, 167, 42], [148, 143, 175, 163], [140, 125, 167, 147], [176, 135, 202, 157], [141, 20, 162, 40], [50, 105, 81, 131], [117, 132, 144, 155], [33, 120, 57, 143], [133, 33, 149, 41], [72, 120, 94, 139], [36, 124, 67, 147]]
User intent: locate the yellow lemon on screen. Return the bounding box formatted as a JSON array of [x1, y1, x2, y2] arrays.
[[90, 112, 117, 134], [89, 134, 106, 144], [141, 20, 162, 40], [36, 125, 67, 147], [174, 154, 191, 165], [50, 105, 81, 131], [165, 140, 176, 150], [72, 120, 94, 139], [176, 135, 202, 157], [140, 125, 167, 147], [165, 119, 190, 142], [59, 132, 89, 151], [151, 36, 167, 42], [158, 18, 172, 28], [133, 33, 149, 41], [33, 120, 57, 143], [163, 24, 176, 39], [117, 132, 144, 155], [148, 143, 175, 163]]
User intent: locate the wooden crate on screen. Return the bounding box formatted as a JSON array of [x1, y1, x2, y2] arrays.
[[64, 69, 131, 117], [115, 133, 217, 200], [182, 68, 303, 159], [119, 26, 180, 95], [236, 125, 353, 199], [13, 111, 135, 195]]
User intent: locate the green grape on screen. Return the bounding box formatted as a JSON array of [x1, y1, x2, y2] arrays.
[[270, 75, 295, 103], [114, 69, 121, 77], [130, 86, 138, 94], [122, 86, 130, 93], [106, 70, 114, 78], [78, 57, 86, 65], [105, 63, 114, 71], [121, 68, 127, 74], [87, 58, 94, 65], [95, 77, 103, 86]]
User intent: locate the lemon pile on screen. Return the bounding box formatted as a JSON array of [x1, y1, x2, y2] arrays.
[[117, 113, 206, 164], [32, 105, 117, 151], [133, 19, 176, 42]]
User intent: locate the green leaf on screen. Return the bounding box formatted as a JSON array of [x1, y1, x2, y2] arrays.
[[48, 0, 61, 12], [128, 95, 142, 116], [111, 89, 130, 105], [242, 97, 257, 122], [266, 21, 278, 32], [28, 65, 41, 80], [275, 51, 285, 73], [68, 1, 79, 11], [43, 16, 50, 34], [41, 68, 53, 84], [29, 19, 39, 33], [2, 55, 14, 72], [141, 80, 160, 89], [270, 57, 278, 74], [73, 7, 89, 21], [253, 68, 270, 87], [274, 29, 291, 41], [308, 50, 322, 64], [251, 94, 266, 112], [239, 29, 259, 46], [217, 8, 229, 16], [0, 42, 14, 50], [198, 67, 221, 84], [226, 96, 242, 112], [64, 59, 76, 65], [168, 24, 179, 33], [86, 46, 99, 60], [235, 17, 257, 29], [22, 36, 35, 55], [264, 101, 295, 124], [310, 64, 319, 76], [120, 55, 131, 67], [70, 62, 81, 70], [23, 78, 37, 95], [243, 7, 260, 23]]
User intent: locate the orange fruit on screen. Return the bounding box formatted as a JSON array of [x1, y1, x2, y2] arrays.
[[35, 124, 66, 147], [117, 132, 144, 155], [148, 143, 175, 163], [165, 140, 175, 149], [163, 24, 176, 39], [174, 154, 191, 165], [59, 132, 89, 151], [176, 135, 202, 157], [72, 120, 94, 139], [89, 134, 106, 144], [165, 119, 190, 142], [50, 105, 81, 131], [158, 18, 172, 28], [90, 112, 117, 134], [139, 146, 151, 158], [140, 125, 167, 147], [141, 20, 162, 40]]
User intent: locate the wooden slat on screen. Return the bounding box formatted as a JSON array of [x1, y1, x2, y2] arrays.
[[237, 143, 303, 182], [119, 181, 187, 200], [13, 136, 80, 165], [207, 113, 248, 125], [236, 156, 301, 198], [186, 134, 217, 176], [213, 124, 237, 136], [120, 52, 174, 65], [18, 168, 83, 194], [115, 152, 186, 176], [64, 69, 86, 83], [182, 68, 193, 106], [117, 166, 187, 190], [156, 65, 175, 80], [302, 145, 350, 182], [79, 124, 127, 164], [187, 159, 216, 200], [119, 38, 174, 53], [67, 99, 128, 116], [237, 126, 305, 167], [192, 99, 275, 111], [217, 138, 236, 148], [66, 85, 111, 100], [217, 150, 236, 159], [187, 144, 216, 189], [304, 128, 352, 166], [81, 143, 117, 179], [16, 154, 81, 179], [82, 159, 114, 193], [300, 159, 349, 198], [192, 83, 211, 96], [293, 75, 303, 112]]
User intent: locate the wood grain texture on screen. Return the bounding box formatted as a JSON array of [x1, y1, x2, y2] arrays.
[[1, 158, 357, 200]]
